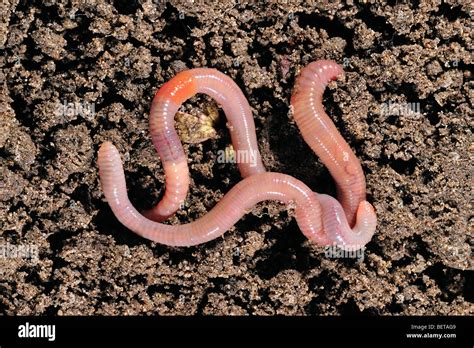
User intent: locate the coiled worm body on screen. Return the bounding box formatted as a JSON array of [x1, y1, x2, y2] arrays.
[[98, 142, 375, 247], [98, 61, 377, 249], [291, 60, 366, 226], [145, 68, 265, 222]]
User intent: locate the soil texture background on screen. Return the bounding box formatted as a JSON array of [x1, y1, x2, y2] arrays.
[[0, 0, 473, 315]]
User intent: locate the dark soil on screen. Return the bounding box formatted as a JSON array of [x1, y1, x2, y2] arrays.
[[0, 0, 472, 315]]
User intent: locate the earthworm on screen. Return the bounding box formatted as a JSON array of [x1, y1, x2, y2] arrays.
[[98, 142, 376, 247], [291, 60, 367, 226], [144, 68, 265, 222], [97, 61, 377, 248]]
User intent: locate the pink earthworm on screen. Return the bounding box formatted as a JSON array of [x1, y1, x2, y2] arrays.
[[291, 60, 367, 226], [143, 68, 265, 222], [97, 61, 377, 248], [98, 142, 376, 247]]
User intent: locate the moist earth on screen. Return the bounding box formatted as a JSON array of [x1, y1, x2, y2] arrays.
[[0, 0, 472, 315]]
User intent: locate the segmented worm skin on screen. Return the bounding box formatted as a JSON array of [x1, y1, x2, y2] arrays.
[[100, 143, 325, 246], [291, 60, 366, 226], [99, 142, 375, 247], [97, 61, 377, 248], [144, 68, 265, 222]]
